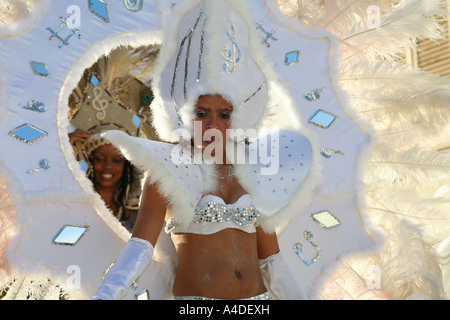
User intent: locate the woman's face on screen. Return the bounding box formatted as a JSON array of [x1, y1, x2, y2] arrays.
[[193, 95, 233, 152], [92, 144, 125, 189]]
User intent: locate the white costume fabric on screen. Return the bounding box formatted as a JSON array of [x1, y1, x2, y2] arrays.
[[166, 194, 259, 235], [93, 237, 154, 300], [0, 0, 448, 301], [259, 252, 305, 300]]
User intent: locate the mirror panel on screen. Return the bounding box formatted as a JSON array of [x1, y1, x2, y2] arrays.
[[285, 50, 300, 66], [52, 225, 89, 246], [9, 123, 48, 145], [311, 210, 341, 229], [308, 109, 337, 129]]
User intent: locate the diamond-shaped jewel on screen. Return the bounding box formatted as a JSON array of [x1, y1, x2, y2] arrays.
[[9, 123, 48, 145], [285, 50, 300, 66], [52, 225, 89, 246], [79, 159, 88, 172], [308, 109, 338, 129], [90, 74, 100, 87], [30, 61, 50, 77], [88, 0, 110, 23], [311, 211, 341, 229], [132, 114, 141, 128]]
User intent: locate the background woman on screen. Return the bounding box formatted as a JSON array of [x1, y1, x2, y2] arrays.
[[70, 129, 141, 233]]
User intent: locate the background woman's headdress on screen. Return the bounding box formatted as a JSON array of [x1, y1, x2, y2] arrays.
[[68, 46, 160, 211]]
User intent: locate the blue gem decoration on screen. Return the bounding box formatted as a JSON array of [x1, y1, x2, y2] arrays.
[[132, 114, 141, 127], [46, 16, 81, 48], [90, 74, 100, 87], [308, 109, 338, 129], [256, 21, 278, 47], [8, 123, 48, 145], [285, 51, 300, 65], [20, 100, 47, 113], [30, 61, 50, 77], [320, 148, 344, 158], [27, 159, 51, 175], [88, 0, 110, 23], [304, 88, 325, 102]]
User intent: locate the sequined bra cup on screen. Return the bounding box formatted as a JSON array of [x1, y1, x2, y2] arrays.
[[165, 194, 261, 235]]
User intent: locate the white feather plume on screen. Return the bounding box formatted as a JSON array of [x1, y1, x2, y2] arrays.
[[366, 145, 450, 189], [339, 61, 450, 141], [279, 0, 448, 61], [279, 0, 450, 300]]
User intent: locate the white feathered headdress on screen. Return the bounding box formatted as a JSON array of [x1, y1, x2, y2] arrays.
[[151, 0, 301, 142]]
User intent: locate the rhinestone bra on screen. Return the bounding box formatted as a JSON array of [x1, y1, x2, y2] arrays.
[[165, 194, 260, 234]]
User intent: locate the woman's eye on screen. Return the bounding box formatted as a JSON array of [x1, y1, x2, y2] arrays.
[[195, 111, 207, 118], [220, 112, 231, 119]]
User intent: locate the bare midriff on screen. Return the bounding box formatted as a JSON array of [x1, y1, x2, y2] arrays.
[[171, 228, 266, 299]]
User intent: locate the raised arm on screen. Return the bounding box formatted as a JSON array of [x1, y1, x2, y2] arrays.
[[92, 172, 168, 300], [132, 173, 168, 247]]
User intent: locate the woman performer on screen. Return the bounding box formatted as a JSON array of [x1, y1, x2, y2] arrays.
[[93, 0, 313, 300]]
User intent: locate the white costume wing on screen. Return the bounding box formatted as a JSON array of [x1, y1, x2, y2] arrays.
[[101, 130, 217, 227], [233, 130, 318, 234], [222, 0, 376, 298], [0, 0, 177, 300], [276, 0, 450, 300]]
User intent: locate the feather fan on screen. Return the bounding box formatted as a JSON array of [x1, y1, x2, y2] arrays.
[[279, 0, 450, 300]]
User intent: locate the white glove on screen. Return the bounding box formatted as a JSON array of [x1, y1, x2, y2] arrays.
[[259, 252, 305, 300], [93, 237, 154, 300]]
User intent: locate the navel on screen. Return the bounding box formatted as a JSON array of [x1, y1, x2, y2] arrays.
[[235, 270, 242, 279]]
